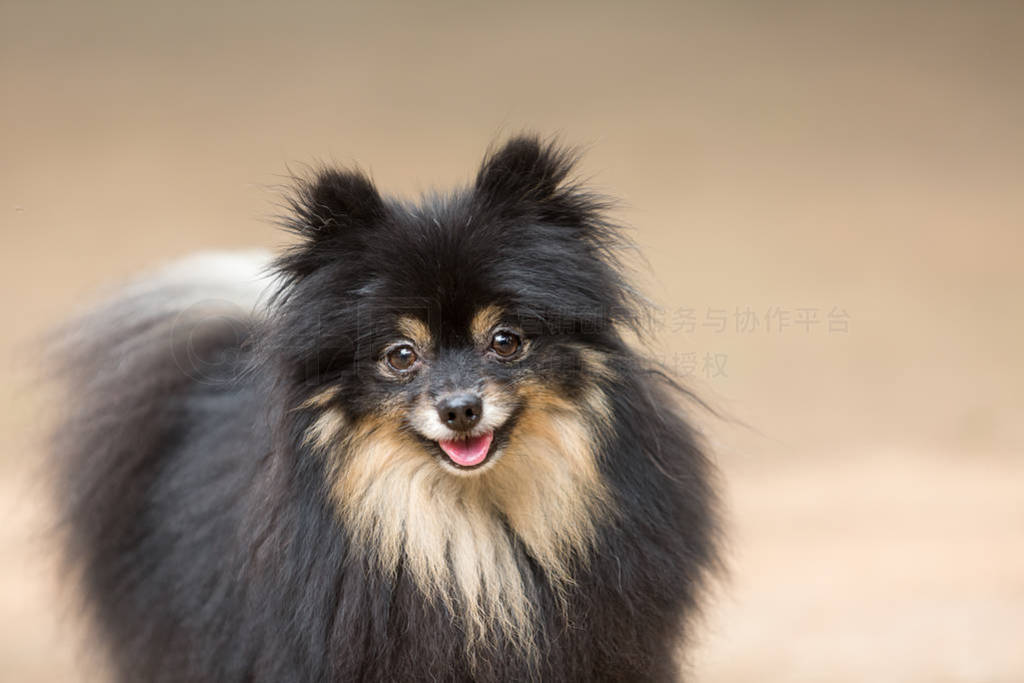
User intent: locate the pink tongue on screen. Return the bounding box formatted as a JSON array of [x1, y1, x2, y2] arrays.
[[438, 432, 494, 467]]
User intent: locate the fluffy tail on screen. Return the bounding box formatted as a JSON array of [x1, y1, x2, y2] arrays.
[[52, 249, 273, 377]]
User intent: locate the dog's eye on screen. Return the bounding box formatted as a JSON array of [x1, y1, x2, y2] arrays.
[[386, 345, 418, 371], [490, 331, 521, 357]]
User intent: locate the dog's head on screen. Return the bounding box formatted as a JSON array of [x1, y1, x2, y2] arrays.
[[270, 136, 642, 478]]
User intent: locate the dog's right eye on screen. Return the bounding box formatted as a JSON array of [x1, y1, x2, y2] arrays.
[[386, 345, 418, 371], [490, 331, 522, 358]]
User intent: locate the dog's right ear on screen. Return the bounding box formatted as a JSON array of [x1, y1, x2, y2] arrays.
[[475, 135, 577, 208], [275, 168, 386, 280]]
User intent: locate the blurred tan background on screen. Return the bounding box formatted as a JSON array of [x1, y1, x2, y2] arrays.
[[2, 1, 1022, 681]]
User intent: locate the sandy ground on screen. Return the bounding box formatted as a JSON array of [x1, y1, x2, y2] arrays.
[[2, 2, 1022, 681]]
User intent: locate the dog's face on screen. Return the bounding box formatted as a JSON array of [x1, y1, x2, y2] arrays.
[[296, 247, 617, 481], [370, 305, 533, 474], [273, 137, 641, 480]]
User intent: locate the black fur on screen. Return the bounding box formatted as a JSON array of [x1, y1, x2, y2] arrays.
[[50, 136, 720, 682]]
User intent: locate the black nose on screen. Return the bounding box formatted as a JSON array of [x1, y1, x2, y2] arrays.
[[436, 393, 483, 432]]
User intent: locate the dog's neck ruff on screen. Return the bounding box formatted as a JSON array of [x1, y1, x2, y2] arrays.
[[308, 390, 612, 655]]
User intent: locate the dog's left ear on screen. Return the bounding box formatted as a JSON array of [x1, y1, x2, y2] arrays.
[[475, 136, 595, 224]]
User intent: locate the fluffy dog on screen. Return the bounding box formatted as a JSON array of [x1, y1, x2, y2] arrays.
[[50, 136, 719, 682]]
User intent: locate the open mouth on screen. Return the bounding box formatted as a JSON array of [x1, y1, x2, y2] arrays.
[[437, 431, 494, 469]]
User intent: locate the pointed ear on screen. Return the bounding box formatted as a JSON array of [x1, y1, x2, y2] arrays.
[[286, 167, 385, 241], [275, 167, 386, 279], [474, 135, 580, 207]]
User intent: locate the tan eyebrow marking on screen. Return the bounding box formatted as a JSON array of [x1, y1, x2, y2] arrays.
[[470, 305, 504, 345], [396, 316, 432, 350]]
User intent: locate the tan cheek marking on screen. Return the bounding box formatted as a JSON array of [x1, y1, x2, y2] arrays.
[[470, 305, 504, 346], [304, 407, 347, 451], [299, 386, 341, 410], [396, 315, 433, 350], [577, 346, 616, 382], [574, 347, 616, 427]]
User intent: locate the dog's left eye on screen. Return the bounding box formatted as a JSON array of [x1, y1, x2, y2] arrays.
[[490, 331, 521, 357], [386, 345, 418, 371]]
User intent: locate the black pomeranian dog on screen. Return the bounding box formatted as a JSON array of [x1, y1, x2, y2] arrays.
[[50, 136, 719, 682]]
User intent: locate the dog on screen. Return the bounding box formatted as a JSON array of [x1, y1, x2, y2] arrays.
[[50, 136, 719, 681]]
